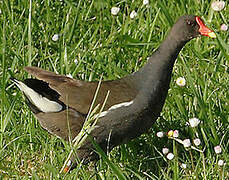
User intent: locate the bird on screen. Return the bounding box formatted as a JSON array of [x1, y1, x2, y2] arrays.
[[11, 15, 215, 171]]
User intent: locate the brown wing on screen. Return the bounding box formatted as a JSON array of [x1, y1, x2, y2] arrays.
[[36, 108, 85, 141], [24, 66, 138, 114]]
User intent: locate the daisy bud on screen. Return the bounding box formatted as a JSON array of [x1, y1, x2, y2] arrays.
[[189, 118, 200, 127], [74, 58, 78, 65], [162, 148, 169, 155], [173, 130, 179, 138], [111, 7, 120, 16], [183, 139, 191, 148], [193, 138, 201, 146], [214, 145, 222, 154], [166, 153, 174, 160], [176, 77, 186, 87], [167, 130, 174, 137], [156, 131, 164, 138], [181, 163, 187, 169], [218, 159, 224, 166]]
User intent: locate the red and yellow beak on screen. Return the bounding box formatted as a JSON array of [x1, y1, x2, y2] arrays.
[[63, 160, 72, 173], [63, 166, 70, 173], [195, 16, 216, 38]]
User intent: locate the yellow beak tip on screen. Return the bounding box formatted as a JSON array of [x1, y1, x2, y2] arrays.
[[208, 32, 216, 38]]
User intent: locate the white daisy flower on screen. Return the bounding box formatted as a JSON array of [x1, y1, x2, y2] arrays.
[[52, 34, 59, 41], [183, 139, 191, 148], [218, 159, 224, 166], [162, 148, 169, 155], [193, 138, 201, 146], [143, 0, 149, 5], [166, 153, 174, 160], [214, 145, 222, 154], [181, 163, 187, 169], [176, 77, 186, 87], [111, 7, 120, 16], [130, 10, 137, 19], [211, 1, 225, 11], [220, 24, 228, 31], [189, 118, 200, 127], [156, 131, 164, 138]]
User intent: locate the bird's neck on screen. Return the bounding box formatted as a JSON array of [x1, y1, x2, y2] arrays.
[[130, 34, 189, 107], [149, 34, 187, 69], [135, 34, 188, 85]]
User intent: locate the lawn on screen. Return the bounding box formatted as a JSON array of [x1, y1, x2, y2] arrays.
[[0, 0, 228, 179]]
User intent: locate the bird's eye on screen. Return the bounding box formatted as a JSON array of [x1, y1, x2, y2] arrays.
[[186, 20, 195, 27], [187, 20, 192, 25]]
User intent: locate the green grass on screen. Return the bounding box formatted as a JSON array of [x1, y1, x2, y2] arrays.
[[0, 0, 228, 179]]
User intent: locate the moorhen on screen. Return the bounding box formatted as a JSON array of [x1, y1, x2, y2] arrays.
[[11, 15, 216, 171]]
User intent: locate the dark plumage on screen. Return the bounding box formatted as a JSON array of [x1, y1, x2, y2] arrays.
[[11, 15, 215, 171]]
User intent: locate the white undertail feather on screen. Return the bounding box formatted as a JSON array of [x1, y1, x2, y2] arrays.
[[13, 79, 62, 113]]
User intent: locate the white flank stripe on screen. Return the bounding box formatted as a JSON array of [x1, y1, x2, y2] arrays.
[[108, 101, 133, 110], [97, 100, 134, 118], [14, 80, 62, 113], [97, 111, 108, 118]]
